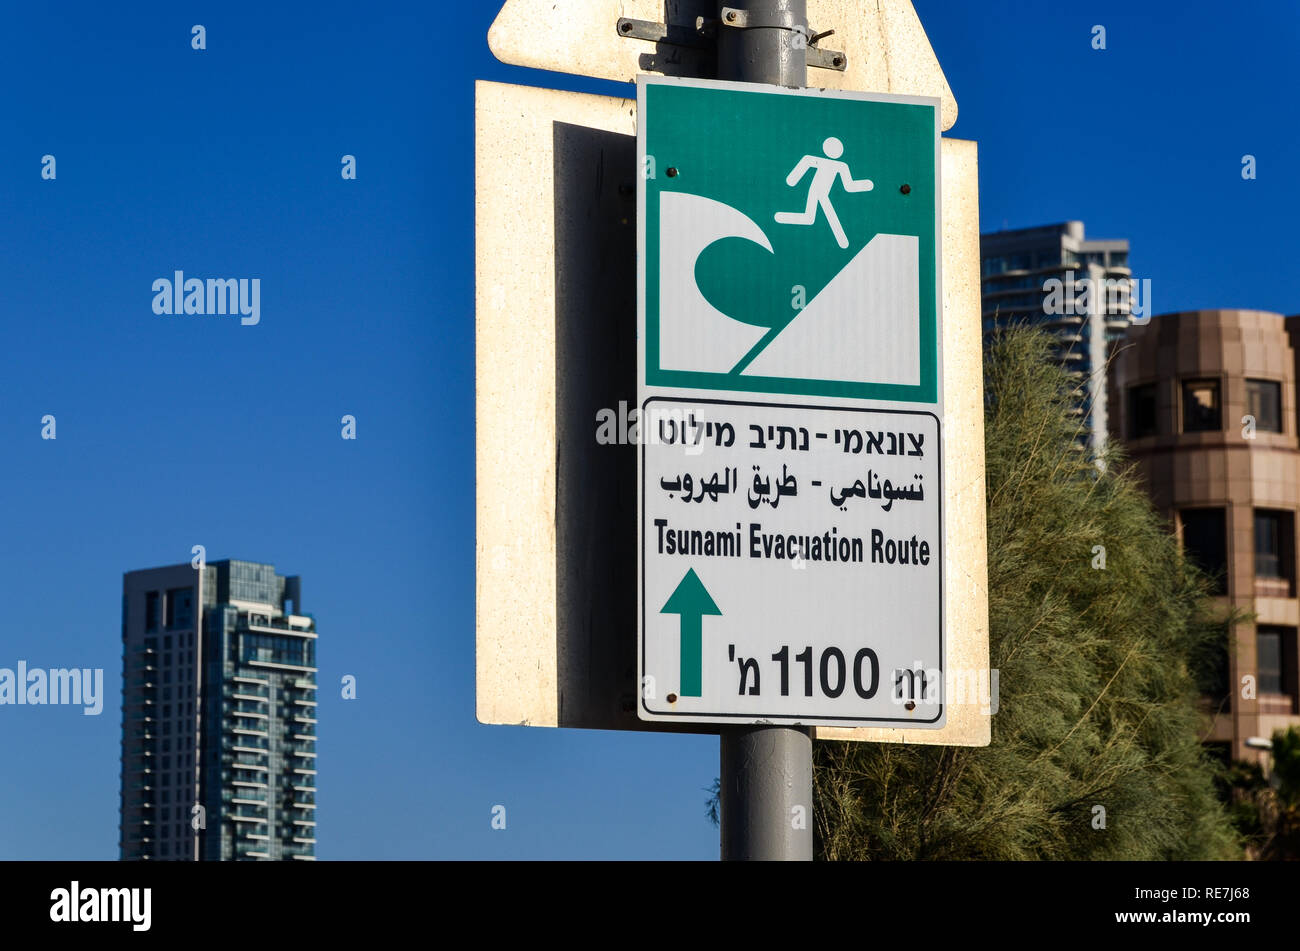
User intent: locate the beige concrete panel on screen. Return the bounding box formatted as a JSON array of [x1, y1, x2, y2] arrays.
[[487, 0, 959, 130], [1253, 453, 1298, 503], [1260, 714, 1300, 739], [476, 81, 637, 728], [1254, 597, 1299, 627]]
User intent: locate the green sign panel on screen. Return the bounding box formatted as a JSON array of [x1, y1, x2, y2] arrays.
[[639, 77, 941, 404]]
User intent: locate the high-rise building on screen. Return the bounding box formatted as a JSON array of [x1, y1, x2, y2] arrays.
[[981, 221, 1135, 452], [1112, 310, 1300, 763], [119, 559, 317, 861]]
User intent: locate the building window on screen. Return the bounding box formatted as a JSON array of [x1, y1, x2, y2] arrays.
[[1257, 628, 1284, 694], [1181, 508, 1228, 595], [1254, 510, 1295, 596], [1128, 383, 1158, 438], [145, 592, 160, 633], [1182, 379, 1222, 432], [165, 588, 193, 631], [1255, 511, 1285, 577], [1246, 379, 1282, 433], [1255, 626, 1298, 713]]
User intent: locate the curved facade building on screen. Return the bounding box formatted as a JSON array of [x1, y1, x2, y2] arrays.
[[1112, 309, 1300, 762]]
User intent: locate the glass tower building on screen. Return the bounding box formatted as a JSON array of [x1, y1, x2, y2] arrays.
[[981, 221, 1135, 453], [119, 560, 317, 861]]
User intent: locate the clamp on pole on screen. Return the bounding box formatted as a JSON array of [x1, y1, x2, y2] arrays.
[[719, 5, 807, 40], [615, 13, 846, 72], [716, 7, 845, 71]]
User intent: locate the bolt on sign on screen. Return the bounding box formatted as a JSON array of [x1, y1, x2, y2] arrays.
[[638, 76, 948, 727]]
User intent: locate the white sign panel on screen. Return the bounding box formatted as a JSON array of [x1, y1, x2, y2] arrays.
[[637, 75, 945, 728]]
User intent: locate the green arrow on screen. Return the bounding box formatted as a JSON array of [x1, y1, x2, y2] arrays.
[[660, 568, 722, 698]]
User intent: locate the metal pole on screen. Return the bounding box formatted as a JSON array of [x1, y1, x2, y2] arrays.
[[716, 0, 808, 88], [720, 725, 814, 860], [716, 0, 814, 861]]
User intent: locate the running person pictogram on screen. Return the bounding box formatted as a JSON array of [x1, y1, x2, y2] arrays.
[[773, 136, 874, 249]]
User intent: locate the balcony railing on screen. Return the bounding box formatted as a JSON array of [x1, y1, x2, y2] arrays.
[[228, 679, 269, 694], [242, 614, 315, 635], [228, 804, 268, 821], [228, 691, 268, 703], [227, 757, 269, 771], [224, 733, 269, 749], [230, 782, 269, 794], [227, 737, 267, 753]]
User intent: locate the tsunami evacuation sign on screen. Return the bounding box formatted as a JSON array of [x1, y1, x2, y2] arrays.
[[636, 75, 945, 728]]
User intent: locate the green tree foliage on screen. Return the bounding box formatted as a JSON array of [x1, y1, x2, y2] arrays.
[[1226, 727, 1300, 859], [812, 327, 1241, 860], [1267, 726, 1300, 859]]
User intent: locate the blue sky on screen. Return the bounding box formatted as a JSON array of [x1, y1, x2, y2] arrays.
[[0, 0, 1294, 860]]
